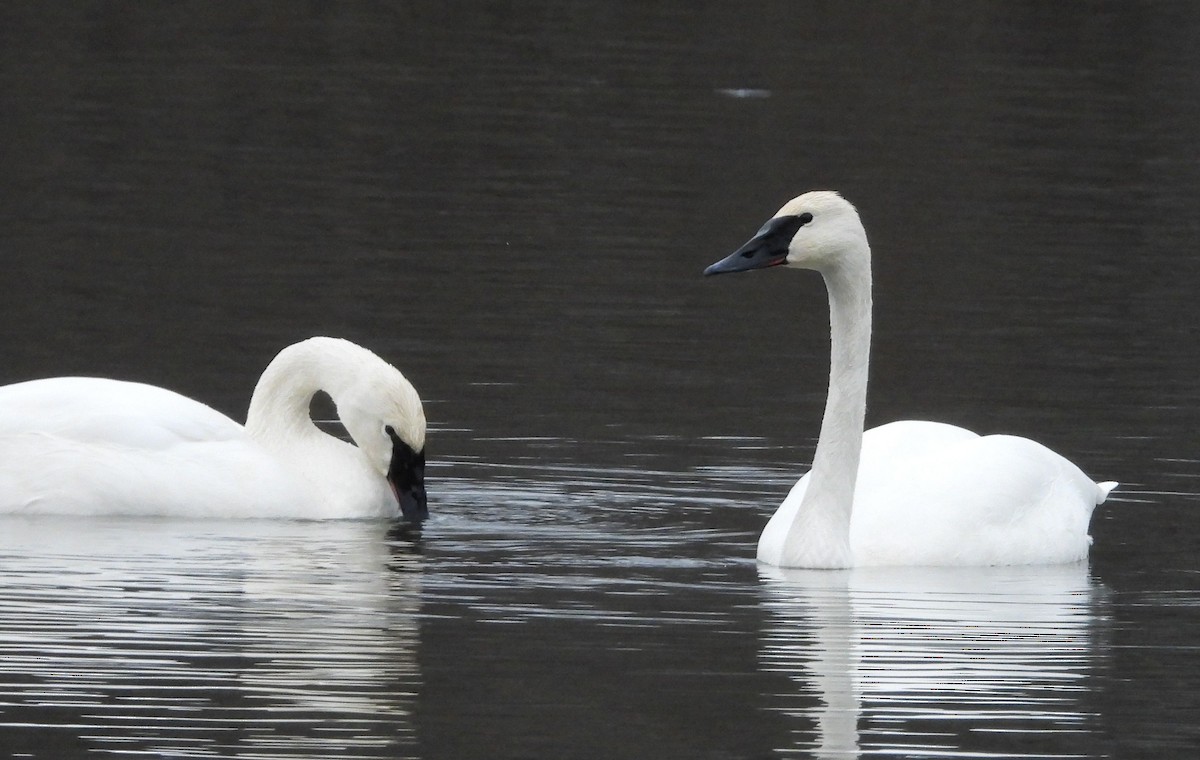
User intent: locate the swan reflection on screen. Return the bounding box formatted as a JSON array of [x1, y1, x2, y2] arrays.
[[759, 563, 1103, 759], [0, 517, 422, 759]]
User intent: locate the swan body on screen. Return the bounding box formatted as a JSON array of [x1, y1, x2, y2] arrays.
[[0, 337, 427, 520], [705, 191, 1115, 568]]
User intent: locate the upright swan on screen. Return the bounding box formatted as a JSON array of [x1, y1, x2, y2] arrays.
[[0, 337, 427, 520], [705, 191, 1115, 568]]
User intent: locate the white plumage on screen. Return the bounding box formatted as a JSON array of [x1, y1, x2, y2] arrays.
[[706, 191, 1115, 568], [0, 337, 427, 519]]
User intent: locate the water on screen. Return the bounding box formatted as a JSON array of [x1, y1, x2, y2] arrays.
[[0, 518, 422, 759], [760, 564, 1103, 759], [3, 2, 1200, 757]]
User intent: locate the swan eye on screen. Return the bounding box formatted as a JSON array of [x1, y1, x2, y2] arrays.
[[798, 212, 813, 225], [384, 424, 396, 438]]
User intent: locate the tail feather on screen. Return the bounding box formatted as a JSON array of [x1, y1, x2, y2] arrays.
[[1096, 481, 1118, 504]]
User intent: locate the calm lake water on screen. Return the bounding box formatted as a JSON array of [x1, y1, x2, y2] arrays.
[[3, 2, 1200, 758]]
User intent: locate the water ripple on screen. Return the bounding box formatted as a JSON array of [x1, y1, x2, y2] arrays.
[[0, 518, 421, 759], [759, 564, 1103, 760]]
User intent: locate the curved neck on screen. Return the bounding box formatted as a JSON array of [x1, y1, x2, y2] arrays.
[[799, 254, 873, 549], [245, 339, 361, 443]]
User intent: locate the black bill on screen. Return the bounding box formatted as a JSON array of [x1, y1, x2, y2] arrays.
[[703, 213, 811, 275], [387, 434, 427, 523]]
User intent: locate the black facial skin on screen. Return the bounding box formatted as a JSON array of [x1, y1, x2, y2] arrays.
[[386, 426, 427, 523], [703, 212, 813, 276]]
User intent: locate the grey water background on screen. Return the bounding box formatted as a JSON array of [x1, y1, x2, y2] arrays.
[[2, 2, 1199, 758]]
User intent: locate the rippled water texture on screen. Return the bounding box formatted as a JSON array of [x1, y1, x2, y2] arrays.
[[3, 2, 1200, 758], [0, 519, 422, 758], [761, 564, 1102, 759]]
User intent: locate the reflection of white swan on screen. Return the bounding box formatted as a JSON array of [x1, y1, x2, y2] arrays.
[[759, 563, 1100, 759], [706, 191, 1115, 568], [0, 517, 423, 758], [0, 337, 427, 520]]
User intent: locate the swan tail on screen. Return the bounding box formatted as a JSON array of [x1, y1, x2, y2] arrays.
[[1096, 481, 1118, 504]]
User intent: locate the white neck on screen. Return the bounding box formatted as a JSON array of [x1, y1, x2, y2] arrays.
[[238, 337, 418, 518], [808, 257, 872, 525], [245, 338, 363, 444], [769, 251, 873, 568]]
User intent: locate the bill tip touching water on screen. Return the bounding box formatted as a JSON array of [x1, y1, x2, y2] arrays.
[[706, 190, 1116, 570], [0, 336, 427, 522]]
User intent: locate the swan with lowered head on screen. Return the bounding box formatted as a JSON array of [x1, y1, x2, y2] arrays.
[[0, 337, 427, 520], [705, 191, 1115, 568]]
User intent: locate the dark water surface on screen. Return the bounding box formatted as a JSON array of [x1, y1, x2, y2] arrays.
[[3, 2, 1200, 758]]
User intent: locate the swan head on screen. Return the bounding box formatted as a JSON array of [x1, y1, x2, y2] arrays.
[[703, 191, 868, 276], [336, 369, 428, 524]]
